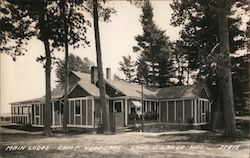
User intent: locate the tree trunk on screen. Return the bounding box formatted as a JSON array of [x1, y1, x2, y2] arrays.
[[218, 1, 236, 138], [93, 0, 111, 133], [62, 0, 69, 133], [44, 38, 52, 136], [211, 87, 222, 131], [186, 67, 190, 85], [39, 0, 52, 136]]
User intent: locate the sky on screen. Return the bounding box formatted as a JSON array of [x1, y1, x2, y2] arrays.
[[1, 1, 248, 115], [0, 1, 181, 114]]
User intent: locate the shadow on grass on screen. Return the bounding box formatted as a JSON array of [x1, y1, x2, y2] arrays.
[[1, 148, 205, 158], [159, 130, 249, 144]]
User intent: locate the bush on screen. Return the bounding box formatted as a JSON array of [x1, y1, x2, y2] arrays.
[[144, 111, 158, 121], [22, 123, 33, 130], [4, 116, 11, 121], [128, 113, 139, 121]]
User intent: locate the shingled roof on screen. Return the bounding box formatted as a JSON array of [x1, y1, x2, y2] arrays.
[[105, 79, 157, 98], [156, 84, 210, 99], [77, 80, 102, 97], [11, 71, 210, 105], [71, 71, 91, 82]]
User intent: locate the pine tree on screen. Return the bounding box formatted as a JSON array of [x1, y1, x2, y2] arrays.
[[135, 54, 150, 85], [170, 0, 247, 138], [1, 0, 90, 135], [55, 54, 94, 84], [118, 55, 136, 83], [173, 40, 189, 85], [133, 0, 174, 87]]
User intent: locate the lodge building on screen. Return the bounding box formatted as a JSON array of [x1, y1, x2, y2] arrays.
[[10, 67, 212, 130]]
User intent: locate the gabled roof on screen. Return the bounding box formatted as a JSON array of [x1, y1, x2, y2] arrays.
[[50, 85, 65, 99], [156, 84, 210, 99], [11, 71, 211, 105], [70, 71, 91, 82], [77, 80, 102, 97], [11, 97, 44, 105], [105, 79, 157, 98], [11, 85, 65, 105]]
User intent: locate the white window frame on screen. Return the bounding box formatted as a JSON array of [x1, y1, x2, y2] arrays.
[[67, 97, 94, 128], [34, 104, 40, 125], [74, 100, 82, 125], [113, 100, 123, 113]]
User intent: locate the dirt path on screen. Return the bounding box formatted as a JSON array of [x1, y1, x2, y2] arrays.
[[1, 127, 249, 158]]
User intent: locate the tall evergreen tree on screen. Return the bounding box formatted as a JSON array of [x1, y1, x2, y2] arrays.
[[118, 55, 136, 83], [135, 54, 150, 85], [173, 40, 189, 85], [55, 54, 94, 84], [133, 0, 174, 87], [1, 0, 90, 135], [170, 0, 247, 138], [170, 0, 246, 80]]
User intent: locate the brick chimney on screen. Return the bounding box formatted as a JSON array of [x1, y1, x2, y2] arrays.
[[106, 68, 111, 80], [91, 66, 98, 84]]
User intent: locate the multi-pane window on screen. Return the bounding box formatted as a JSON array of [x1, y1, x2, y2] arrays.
[[75, 100, 81, 115], [131, 107, 136, 113], [35, 105, 39, 115], [114, 101, 122, 112]]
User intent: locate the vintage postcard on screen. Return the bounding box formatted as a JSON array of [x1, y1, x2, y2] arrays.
[[1, 0, 249, 157]]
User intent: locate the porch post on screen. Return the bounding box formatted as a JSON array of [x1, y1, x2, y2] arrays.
[[191, 100, 193, 121], [174, 101, 176, 122], [159, 102, 161, 122], [166, 101, 168, 122], [92, 98, 94, 127], [125, 98, 128, 126], [59, 100, 62, 126], [52, 102, 55, 127], [182, 100, 185, 123], [194, 99, 197, 124]]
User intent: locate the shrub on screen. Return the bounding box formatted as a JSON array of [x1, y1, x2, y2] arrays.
[[128, 113, 139, 121], [144, 111, 158, 121]]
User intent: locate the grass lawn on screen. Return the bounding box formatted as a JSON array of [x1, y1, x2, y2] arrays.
[[0, 127, 249, 158]]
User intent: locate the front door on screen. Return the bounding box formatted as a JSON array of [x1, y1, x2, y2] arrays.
[[110, 100, 124, 132], [113, 100, 123, 113]]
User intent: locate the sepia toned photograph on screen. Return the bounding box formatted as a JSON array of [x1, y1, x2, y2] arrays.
[[0, 0, 249, 157]]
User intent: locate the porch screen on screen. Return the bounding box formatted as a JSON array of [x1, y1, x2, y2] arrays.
[[176, 101, 183, 123], [184, 100, 192, 123], [160, 101, 167, 122], [87, 100, 92, 125], [69, 101, 74, 124], [168, 101, 174, 122], [75, 100, 81, 125], [82, 100, 86, 125]]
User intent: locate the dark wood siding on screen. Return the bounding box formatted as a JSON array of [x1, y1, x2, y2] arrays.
[[109, 100, 113, 113], [69, 85, 90, 98], [200, 89, 208, 99], [69, 73, 80, 87], [105, 84, 125, 97]]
